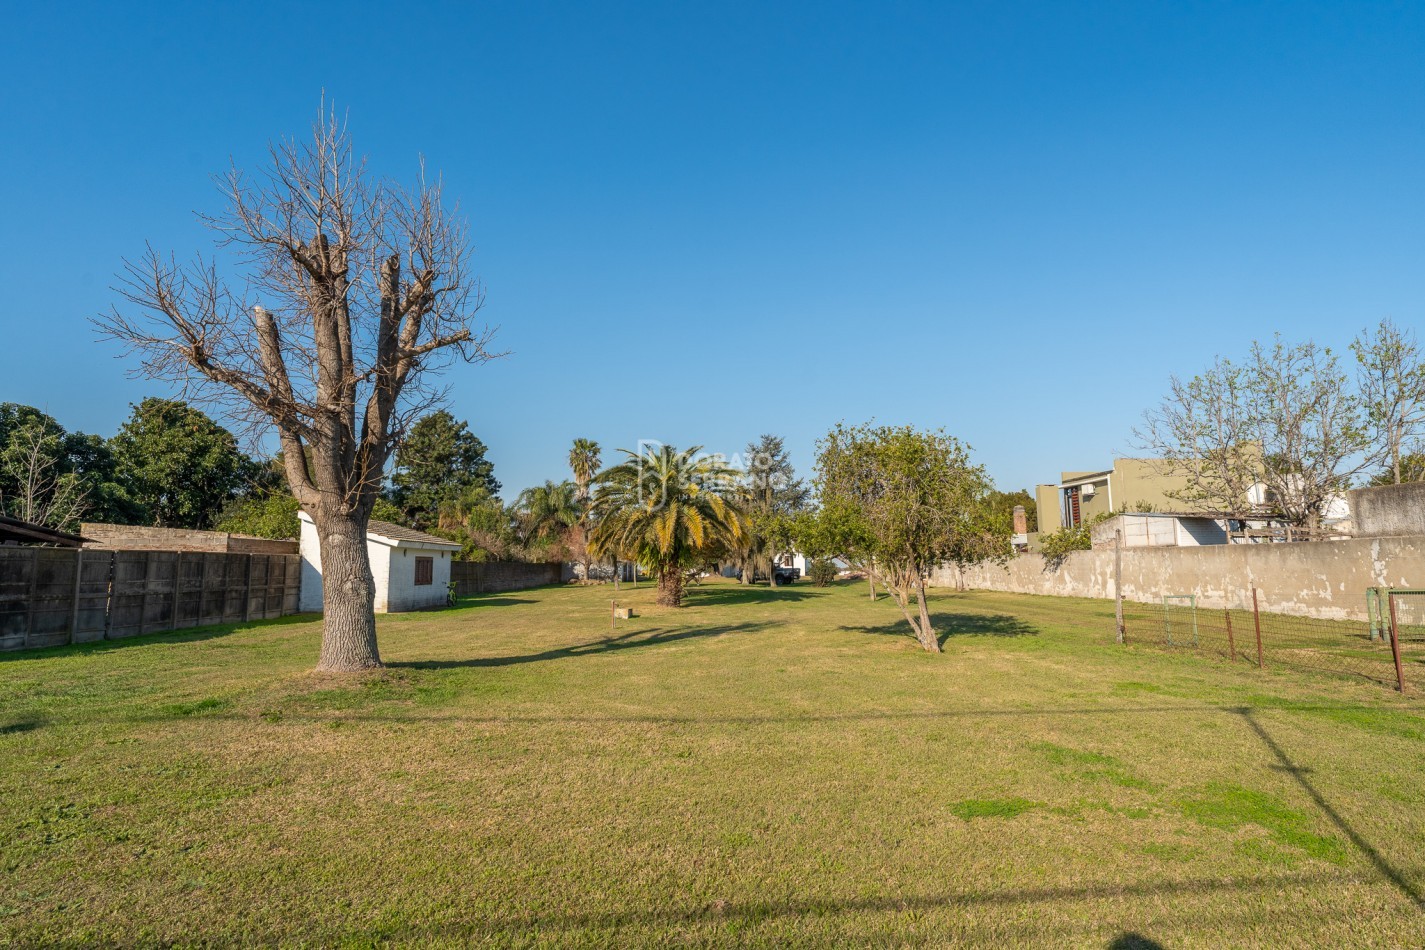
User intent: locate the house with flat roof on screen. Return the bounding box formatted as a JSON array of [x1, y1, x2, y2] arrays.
[[1035, 458, 1202, 533]]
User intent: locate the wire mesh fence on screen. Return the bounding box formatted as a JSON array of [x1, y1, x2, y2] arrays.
[[1127, 587, 1422, 693]]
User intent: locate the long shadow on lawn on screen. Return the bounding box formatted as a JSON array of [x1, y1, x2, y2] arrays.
[[390, 620, 775, 670], [1234, 706, 1424, 909], [679, 585, 824, 606], [347, 866, 1383, 941], [842, 611, 1038, 646], [0, 611, 320, 663]]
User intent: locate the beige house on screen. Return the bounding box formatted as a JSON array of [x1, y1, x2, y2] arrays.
[[1035, 458, 1201, 533]]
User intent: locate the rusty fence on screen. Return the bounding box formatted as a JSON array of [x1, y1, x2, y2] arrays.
[[1135, 587, 1425, 692], [0, 547, 302, 652]]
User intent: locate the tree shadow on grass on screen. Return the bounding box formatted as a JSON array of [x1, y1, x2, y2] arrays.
[[0, 718, 44, 735], [679, 585, 825, 606], [452, 596, 537, 609], [390, 620, 775, 670], [0, 611, 322, 663], [842, 611, 1038, 646]]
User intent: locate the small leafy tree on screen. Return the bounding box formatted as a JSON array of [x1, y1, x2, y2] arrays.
[[1353, 318, 1425, 486], [1137, 334, 1372, 526], [812, 423, 1005, 652], [216, 493, 301, 539], [807, 558, 838, 586]]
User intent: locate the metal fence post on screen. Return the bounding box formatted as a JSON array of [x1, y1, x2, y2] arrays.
[[1252, 587, 1265, 670], [1224, 607, 1235, 661], [1114, 529, 1125, 644], [1387, 592, 1407, 693]]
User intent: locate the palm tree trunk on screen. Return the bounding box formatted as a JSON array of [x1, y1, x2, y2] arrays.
[[656, 566, 683, 607]]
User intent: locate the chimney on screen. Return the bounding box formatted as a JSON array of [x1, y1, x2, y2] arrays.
[[1012, 505, 1028, 535]]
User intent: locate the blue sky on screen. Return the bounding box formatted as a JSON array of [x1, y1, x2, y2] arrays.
[[2, 1, 1422, 496]]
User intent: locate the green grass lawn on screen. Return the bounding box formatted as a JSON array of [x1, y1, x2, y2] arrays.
[[3, 578, 1424, 947]]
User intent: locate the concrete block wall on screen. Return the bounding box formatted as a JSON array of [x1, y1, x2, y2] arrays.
[[82, 523, 297, 555], [930, 535, 1425, 621]]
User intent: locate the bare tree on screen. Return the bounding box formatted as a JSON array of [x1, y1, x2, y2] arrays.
[[0, 423, 89, 530], [1138, 335, 1371, 527], [97, 107, 498, 672], [1352, 317, 1425, 485]]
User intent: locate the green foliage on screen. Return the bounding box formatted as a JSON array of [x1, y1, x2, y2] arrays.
[[109, 398, 256, 529], [0, 403, 142, 529], [1038, 513, 1112, 561], [806, 558, 838, 586], [515, 480, 581, 553], [215, 493, 300, 539], [1368, 451, 1425, 486], [389, 411, 500, 529], [589, 444, 747, 604], [732, 434, 810, 582], [986, 488, 1037, 532]]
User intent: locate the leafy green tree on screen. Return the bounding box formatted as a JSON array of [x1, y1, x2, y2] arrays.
[[0, 404, 142, 529], [389, 411, 500, 529], [1368, 450, 1425, 486], [733, 434, 810, 586], [109, 398, 257, 529], [811, 423, 1005, 652], [986, 489, 1037, 533], [436, 486, 521, 561], [1137, 334, 1371, 526], [516, 480, 581, 555], [216, 493, 300, 539], [589, 444, 747, 607], [1353, 318, 1425, 485]]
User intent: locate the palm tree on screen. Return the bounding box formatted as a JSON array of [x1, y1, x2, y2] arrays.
[[568, 439, 601, 502], [515, 481, 581, 555], [589, 444, 747, 607], [568, 438, 601, 578]]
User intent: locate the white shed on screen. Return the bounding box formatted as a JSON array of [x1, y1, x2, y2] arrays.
[[299, 512, 461, 613]]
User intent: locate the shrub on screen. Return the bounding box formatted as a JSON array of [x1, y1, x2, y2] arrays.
[[807, 558, 838, 587]]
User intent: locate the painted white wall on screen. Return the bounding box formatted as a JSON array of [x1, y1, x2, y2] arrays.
[[299, 512, 457, 614], [299, 516, 324, 612], [383, 545, 452, 611]]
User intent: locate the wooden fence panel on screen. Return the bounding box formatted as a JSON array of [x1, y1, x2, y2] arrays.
[[0, 548, 303, 651], [0, 549, 36, 651], [75, 551, 112, 643]]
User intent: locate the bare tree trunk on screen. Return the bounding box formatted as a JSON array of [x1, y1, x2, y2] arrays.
[[915, 577, 940, 653], [741, 565, 753, 585], [312, 511, 381, 671], [656, 567, 683, 607], [768, 553, 777, 589]]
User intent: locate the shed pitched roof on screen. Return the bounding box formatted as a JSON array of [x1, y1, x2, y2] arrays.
[[366, 520, 461, 549]]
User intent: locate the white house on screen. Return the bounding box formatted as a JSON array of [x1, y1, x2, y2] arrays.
[[299, 512, 461, 613]]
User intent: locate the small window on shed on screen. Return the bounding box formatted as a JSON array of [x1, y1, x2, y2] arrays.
[[414, 556, 434, 586]]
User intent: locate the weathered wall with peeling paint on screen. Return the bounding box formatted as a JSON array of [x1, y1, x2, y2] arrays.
[[1347, 482, 1425, 538], [929, 536, 1425, 620]]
